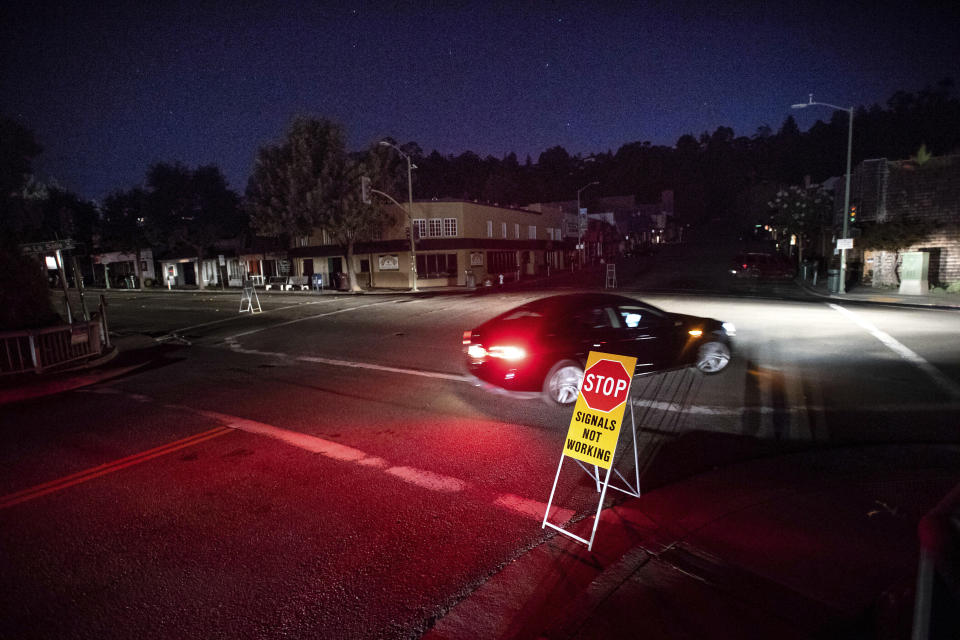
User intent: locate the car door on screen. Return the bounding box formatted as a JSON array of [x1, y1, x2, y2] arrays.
[[566, 304, 624, 359], [611, 303, 676, 372]]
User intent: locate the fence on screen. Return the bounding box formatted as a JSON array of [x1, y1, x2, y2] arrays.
[[0, 316, 107, 376]]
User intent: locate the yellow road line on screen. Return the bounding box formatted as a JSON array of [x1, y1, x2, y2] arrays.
[[0, 427, 232, 510]]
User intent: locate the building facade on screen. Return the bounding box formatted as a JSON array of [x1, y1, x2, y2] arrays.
[[287, 200, 569, 289], [836, 155, 960, 287]]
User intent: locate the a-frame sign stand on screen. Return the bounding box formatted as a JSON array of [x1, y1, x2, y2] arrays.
[[543, 351, 640, 551], [239, 281, 262, 314]]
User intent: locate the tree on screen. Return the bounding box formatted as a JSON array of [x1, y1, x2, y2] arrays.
[[0, 116, 44, 246], [246, 117, 394, 292], [145, 162, 241, 289], [246, 117, 345, 238], [0, 246, 58, 330], [767, 185, 833, 263], [100, 188, 149, 289], [324, 146, 395, 291]]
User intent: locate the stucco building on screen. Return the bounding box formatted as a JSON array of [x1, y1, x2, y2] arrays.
[[287, 200, 569, 289]]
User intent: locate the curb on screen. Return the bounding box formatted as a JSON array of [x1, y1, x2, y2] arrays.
[[0, 340, 148, 406], [796, 280, 960, 311]]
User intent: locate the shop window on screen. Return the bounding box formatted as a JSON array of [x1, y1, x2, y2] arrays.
[[415, 253, 458, 278]]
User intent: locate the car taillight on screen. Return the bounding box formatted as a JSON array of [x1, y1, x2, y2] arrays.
[[462, 330, 473, 345], [488, 345, 527, 361]]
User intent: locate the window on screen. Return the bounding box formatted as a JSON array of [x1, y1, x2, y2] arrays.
[[616, 305, 666, 329], [486, 220, 493, 237], [429, 218, 443, 237], [547, 228, 555, 241], [443, 218, 458, 236], [528, 225, 537, 239], [413, 219, 427, 239], [571, 306, 617, 330], [501, 222, 507, 238], [415, 253, 458, 278], [514, 223, 520, 239], [296, 235, 309, 247], [487, 251, 518, 274]]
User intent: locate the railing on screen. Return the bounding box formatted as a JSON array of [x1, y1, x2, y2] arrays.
[[0, 316, 106, 376]]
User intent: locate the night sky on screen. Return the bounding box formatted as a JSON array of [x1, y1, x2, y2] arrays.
[[3, 1, 959, 201]]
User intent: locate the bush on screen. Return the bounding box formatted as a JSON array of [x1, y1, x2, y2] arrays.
[[0, 248, 60, 330], [947, 281, 960, 294]]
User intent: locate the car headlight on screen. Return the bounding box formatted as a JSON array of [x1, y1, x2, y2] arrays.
[[722, 322, 736, 337]]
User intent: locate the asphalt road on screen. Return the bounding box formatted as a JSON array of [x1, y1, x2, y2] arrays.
[[3, 270, 960, 638]]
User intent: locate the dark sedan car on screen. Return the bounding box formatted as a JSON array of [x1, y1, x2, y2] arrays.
[[729, 252, 796, 280], [462, 293, 734, 405]]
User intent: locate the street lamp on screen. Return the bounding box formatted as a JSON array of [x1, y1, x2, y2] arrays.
[[576, 181, 599, 267], [379, 140, 419, 292], [792, 94, 854, 294]]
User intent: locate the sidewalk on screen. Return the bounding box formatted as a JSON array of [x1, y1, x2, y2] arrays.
[[0, 334, 160, 406], [798, 278, 960, 310], [426, 443, 960, 639]]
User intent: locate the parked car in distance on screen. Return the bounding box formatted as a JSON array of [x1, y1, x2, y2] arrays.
[[463, 293, 735, 406], [730, 252, 796, 280]]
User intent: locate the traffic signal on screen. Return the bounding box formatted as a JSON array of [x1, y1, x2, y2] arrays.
[[849, 205, 857, 223], [361, 176, 372, 204]]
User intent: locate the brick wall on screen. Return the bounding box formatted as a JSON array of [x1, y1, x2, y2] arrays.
[[863, 223, 960, 286], [837, 155, 960, 285]]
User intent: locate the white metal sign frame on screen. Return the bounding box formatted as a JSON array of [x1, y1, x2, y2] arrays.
[[239, 284, 262, 314], [542, 399, 640, 551]]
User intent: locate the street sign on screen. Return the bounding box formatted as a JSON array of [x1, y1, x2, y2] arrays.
[[563, 352, 637, 469], [20, 238, 76, 254], [836, 238, 854, 250], [580, 358, 631, 413], [544, 350, 641, 551]]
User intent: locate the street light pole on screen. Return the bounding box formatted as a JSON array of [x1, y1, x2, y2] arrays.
[[576, 181, 599, 268], [792, 94, 854, 294], [379, 140, 419, 292]]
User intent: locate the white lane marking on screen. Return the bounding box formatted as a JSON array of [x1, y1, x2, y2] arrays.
[[386, 466, 467, 493], [224, 300, 397, 341], [198, 410, 378, 461], [297, 355, 471, 382], [187, 405, 560, 521], [225, 341, 470, 383], [829, 303, 960, 399], [494, 494, 575, 523], [221, 297, 470, 382], [168, 299, 330, 334]]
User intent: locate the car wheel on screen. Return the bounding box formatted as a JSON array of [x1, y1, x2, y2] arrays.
[[542, 360, 584, 406], [696, 341, 730, 374]]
